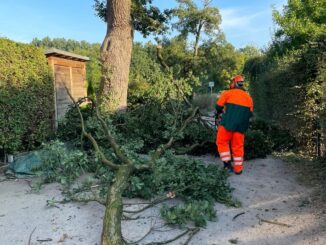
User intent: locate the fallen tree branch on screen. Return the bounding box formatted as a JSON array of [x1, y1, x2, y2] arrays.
[[232, 212, 245, 221], [151, 106, 199, 162], [144, 227, 197, 245], [27, 227, 36, 245], [36, 238, 53, 242], [65, 87, 119, 171], [123, 197, 171, 214], [122, 214, 141, 220], [175, 141, 209, 155], [124, 224, 155, 245], [183, 227, 200, 245], [256, 214, 291, 228]]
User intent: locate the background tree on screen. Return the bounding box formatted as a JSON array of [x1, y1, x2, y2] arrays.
[[174, 0, 222, 57], [272, 0, 326, 53]]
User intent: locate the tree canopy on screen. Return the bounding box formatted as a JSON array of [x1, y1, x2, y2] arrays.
[[94, 0, 172, 37], [174, 0, 222, 56], [272, 0, 326, 52]]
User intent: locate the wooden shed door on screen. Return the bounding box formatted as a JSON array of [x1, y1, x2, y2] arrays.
[[54, 65, 71, 120], [72, 67, 86, 98]]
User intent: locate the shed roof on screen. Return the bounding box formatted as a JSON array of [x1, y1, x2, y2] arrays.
[[44, 48, 90, 61]]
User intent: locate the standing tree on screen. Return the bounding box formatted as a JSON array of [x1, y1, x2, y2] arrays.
[[97, 0, 133, 112], [94, 0, 171, 112], [174, 0, 222, 57]]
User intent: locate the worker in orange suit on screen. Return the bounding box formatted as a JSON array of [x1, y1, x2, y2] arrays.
[[215, 75, 253, 175]]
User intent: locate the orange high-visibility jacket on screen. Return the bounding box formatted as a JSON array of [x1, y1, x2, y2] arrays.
[[216, 88, 253, 133]]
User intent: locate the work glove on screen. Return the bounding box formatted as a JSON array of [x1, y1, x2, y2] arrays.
[[215, 112, 222, 128]]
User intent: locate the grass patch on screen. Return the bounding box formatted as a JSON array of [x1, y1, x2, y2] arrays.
[[276, 152, 326, 208]]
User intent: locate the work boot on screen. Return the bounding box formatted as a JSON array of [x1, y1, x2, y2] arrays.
[[233, 165, 243, 175], [223, 161, 233, 172]]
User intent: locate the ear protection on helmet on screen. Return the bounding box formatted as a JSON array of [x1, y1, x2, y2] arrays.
[[230, 75, 244, 89]]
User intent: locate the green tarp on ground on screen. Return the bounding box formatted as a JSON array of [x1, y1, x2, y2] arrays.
[[9, 151, 42, 175]]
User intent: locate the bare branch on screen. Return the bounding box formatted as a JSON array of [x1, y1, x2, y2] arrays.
[[175, 141, 209, 155], [183, 227, 200, 245], [151, 106, 199, 161], [94, 105, 134, 167], [65, 87, 119, 170], [143, 227, 198, 245], [27, 227, 36, 245], [256, 214, 291, 227], [123, 197, 171, 214]]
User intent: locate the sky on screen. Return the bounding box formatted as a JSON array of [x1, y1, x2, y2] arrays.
[[0, 0, 287, 49]]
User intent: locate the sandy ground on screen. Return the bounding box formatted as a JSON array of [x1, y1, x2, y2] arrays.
[[0, 156, 325, 245]]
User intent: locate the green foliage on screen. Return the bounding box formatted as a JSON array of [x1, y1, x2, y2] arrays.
[[161, 200, 216, 227], [174, 0, 222, 40], [0, 38, 54, 153], [273, 0, 326, 51], [94, 0, 172, 37], [244, 129, 272, 160], [57, 103, 94, 147], [250, 119, 296, 152], [198, 41, 245, 90], [125, 171, 154, 199], [37, 141, 88, 188], [243, 119, 296, 160], [245, 36, 325, 156], [153, 152, 234, 205]]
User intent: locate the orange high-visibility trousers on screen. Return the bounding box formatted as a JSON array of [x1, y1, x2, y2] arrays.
[[216, 125, 244, 174]]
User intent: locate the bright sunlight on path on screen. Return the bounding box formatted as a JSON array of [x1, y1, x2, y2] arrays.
[[0, 156, 325, 245]]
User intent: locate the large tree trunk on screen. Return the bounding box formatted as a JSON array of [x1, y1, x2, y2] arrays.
[[101, 165, 133, 245], [99, 0, 133, 112]]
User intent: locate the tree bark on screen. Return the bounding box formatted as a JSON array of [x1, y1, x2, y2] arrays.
[[99, 0, 133, 112], [193, 23, 203, 57], [101, 165, 133, 245]]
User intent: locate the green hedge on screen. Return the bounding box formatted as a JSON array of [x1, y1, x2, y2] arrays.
[[244, 36, 325, 157], [0, 38, 54, 153]]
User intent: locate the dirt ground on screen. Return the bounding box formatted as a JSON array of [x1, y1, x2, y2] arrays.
[[0, 156, 325, 245]]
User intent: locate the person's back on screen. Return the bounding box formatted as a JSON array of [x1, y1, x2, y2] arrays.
[[215, 75, 253, 175], [218, 88, 253, 133]]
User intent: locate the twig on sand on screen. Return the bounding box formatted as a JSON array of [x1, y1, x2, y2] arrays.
[[123, 197, 170, 214], [232, 212, 245, 221], [256, 214, 291, 228], [27, 227, 36, 245], [36, 238, 53, 242], [183, 227, 200, 245]]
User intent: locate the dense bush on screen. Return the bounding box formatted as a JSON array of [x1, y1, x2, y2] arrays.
[[57, 102, 94, 147], [245, 36, 325, 156], [0, 38, 54, 153], [244, 0, 325, 157], [244, 129, 272, 160], [250, 119, 296, 151], [37, 140, 89, 188]]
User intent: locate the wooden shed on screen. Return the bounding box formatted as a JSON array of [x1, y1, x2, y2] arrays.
[[45, 48, 89, 126]]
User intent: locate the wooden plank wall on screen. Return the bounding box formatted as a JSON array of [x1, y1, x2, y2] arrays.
[[48, 56, 87, 124]]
